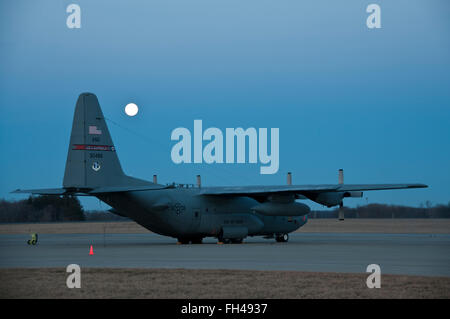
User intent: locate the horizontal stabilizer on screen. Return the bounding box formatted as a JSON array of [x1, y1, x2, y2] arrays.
[[11, 185, 170, 196], [11, 188, 71, 195]]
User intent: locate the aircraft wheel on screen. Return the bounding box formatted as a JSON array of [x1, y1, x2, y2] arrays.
[[276, 234, 289, 243], [231, 238, 243, 244]]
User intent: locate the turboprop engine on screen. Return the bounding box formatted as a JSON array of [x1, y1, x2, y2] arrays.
[[251, 201, 310, 216], [309, 191, 363, 207]]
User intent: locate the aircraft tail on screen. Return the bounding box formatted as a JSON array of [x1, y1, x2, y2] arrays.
[[62, 93, 151, 190]]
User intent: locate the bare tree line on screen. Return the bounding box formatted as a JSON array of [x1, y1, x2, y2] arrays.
[[311, 202, 450, 219], [1, 196, 449, 223]]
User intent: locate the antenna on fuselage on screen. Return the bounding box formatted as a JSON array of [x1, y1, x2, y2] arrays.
[[287, 172, 292, 186]]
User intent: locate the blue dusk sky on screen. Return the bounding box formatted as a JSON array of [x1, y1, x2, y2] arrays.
[[1, 0, 449, 210]]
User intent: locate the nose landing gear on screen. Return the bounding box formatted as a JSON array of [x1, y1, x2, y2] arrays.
[[177, 237, 204, 244]]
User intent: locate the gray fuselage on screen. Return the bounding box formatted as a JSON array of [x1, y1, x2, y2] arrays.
[[96, 187, 308, 240]]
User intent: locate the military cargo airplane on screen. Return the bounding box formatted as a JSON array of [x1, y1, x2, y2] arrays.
[[13, 93, 427, 244]]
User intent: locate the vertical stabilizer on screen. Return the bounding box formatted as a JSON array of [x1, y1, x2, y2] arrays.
[[63, 93, 150, 189]]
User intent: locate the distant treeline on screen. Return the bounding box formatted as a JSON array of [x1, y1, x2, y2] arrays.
[[0, 196, 449, 223], [0, 195, 85, 223], [0, 196, 129, 223], [310, 203, 450, 219]]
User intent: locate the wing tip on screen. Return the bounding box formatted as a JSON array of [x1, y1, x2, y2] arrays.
[[410, 184, 428, 188]]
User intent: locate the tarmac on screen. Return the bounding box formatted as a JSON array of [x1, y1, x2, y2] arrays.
[[1, 233, 449, 277]]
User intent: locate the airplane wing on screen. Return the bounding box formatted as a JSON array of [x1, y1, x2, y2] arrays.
[[332, 184, 428, 192], [11, 184, 171, 195], [200, 185, 338, 196], [199, 183, 427, 197], [88, 185, 170, 193]]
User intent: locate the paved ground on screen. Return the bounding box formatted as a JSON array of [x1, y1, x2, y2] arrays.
[[1, 219, 449, 234], [1, 233, 449, 276]]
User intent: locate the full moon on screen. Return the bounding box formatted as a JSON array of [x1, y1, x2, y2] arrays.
[[125, 103, 139, 116]]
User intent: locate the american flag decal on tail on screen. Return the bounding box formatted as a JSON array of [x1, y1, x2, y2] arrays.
[[73, 144, 115, 151]]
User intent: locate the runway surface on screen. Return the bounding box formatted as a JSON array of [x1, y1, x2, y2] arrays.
[[1, 233, 449, 276]]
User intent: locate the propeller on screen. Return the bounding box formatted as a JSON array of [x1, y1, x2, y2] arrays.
[[338, 201, 344, 221]]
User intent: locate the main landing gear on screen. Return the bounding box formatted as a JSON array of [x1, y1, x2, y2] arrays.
[[177, 237, 204, 245], [217, 238, 244, 244], [275, 234, 289, 243]]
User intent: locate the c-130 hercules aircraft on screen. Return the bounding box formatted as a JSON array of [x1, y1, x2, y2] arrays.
[[13, 93, 427, 244]]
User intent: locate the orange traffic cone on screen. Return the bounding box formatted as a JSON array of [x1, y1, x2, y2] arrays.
[[89, 245, 94, 255]]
